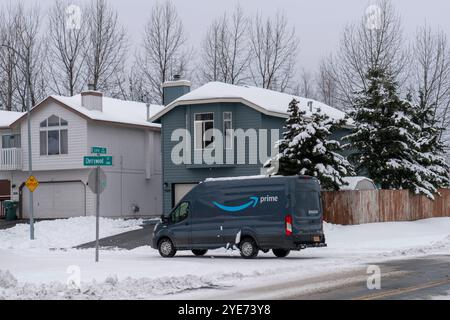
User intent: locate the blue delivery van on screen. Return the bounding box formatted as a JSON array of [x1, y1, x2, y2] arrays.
[[152, 175, 327, 259]]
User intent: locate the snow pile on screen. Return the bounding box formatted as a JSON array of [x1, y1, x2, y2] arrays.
[[0, 217, 143, 250], [0, 270, 17, 289], [0, 272, 223, 300]]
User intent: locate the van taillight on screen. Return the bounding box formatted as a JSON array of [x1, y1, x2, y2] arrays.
[[285, 215, 293, 236]]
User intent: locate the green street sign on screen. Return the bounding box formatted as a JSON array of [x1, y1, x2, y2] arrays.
[[84, 156, 113, 166], [91, 146, 107, 154]]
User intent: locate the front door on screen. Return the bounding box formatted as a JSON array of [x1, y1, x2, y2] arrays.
[[168, 201, 191, 248]]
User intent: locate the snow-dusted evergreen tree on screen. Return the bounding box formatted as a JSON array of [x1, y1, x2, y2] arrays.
[[268, 99, 354, 190], [345, 67, 448, 198], [410, 91, 450, 189]]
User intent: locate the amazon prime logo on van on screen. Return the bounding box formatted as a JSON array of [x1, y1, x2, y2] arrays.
[[213, 195, 278, 212]]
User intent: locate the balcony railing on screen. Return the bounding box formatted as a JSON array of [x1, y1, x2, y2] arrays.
[[0, 148, 22, 171]]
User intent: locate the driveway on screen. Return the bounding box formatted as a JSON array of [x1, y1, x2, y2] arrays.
[[76, 223, 155, 250]]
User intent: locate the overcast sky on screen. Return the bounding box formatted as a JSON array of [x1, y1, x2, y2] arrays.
[[5, 0, 450, 73]]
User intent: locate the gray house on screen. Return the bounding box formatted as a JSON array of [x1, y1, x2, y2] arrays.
[[1, 90, 163, 219], [150, 81, 350, 214]]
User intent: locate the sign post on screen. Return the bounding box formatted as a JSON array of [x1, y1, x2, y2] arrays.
[[84, 147, 111, 262], [25, 176, 39, 241]]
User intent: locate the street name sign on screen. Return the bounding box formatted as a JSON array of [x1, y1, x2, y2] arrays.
[[91, 146, 107, 154], [83, 156, 113, 166]]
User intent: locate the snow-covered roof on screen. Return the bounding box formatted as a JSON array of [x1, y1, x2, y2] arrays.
[[0, 110, 25, 128], [52, 95, 163, 128], [150, 82, 348, 123], [340, 177, 377, 191], [11, 94, 163, 129]]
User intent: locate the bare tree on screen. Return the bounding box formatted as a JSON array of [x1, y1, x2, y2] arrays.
[[84, 0, 127, 93], [249, 12, 298, 92], [47, 0, 88, 96], [316, 58, 339, 107], [12, 3, 47, 110], [199, 5, 250, 85], [0, 4, 20, 111], [291, 68, 316, 99], [138, 1, 190, 104], [325, 0, 408, 109], [412, 24, 450, 149]]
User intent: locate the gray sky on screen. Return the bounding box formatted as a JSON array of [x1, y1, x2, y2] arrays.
[[7, 0, 450, 73]]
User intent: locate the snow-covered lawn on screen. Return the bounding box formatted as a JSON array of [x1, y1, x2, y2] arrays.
[[0, 217, 143, 250], [0, 217, 450, 299]]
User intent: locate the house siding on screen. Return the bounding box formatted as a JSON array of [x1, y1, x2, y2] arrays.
[[21, 100, 88, 171], [87, 123, 162, 217], [161, 102, 282, 213]]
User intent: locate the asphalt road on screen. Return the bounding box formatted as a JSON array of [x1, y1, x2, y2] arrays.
[[207, 255, 450, 300], [76, 223, 155, 250]]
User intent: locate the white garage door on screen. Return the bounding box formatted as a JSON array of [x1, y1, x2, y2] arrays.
[[23, 182, 86, 219], [174, 183, 198, 206]]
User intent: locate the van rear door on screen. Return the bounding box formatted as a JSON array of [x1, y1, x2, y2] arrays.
[[293, 182, 323, 235]]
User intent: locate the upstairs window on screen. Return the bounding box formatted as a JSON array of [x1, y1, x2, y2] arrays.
[[223, 112, 233, 149], [1, 134, 21, 149], [39, 115, 68, 156], [194, 113, 214, 150]]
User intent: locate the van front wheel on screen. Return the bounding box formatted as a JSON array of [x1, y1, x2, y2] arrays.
[[158, 238, 177, 258], [272, 249, 290, 258], [192, 249, 208, 256], [239, 238, 258, 259]]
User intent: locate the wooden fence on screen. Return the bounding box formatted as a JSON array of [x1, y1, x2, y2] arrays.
[[322, 189, 450, 225]]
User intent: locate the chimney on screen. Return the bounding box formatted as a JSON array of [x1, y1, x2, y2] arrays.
[[162, 76, 191, 106], [81, 84, 103, 112]]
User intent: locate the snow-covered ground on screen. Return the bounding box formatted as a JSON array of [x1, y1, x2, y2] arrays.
[[0, 217, 450, 299]]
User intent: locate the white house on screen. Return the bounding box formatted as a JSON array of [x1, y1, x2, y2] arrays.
[[0, 90, 163, 219]]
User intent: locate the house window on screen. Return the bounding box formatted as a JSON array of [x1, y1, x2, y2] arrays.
[[223, 112, 233, 149], [194, 113, 214, 150], [39, 115, 68, 156], [1, 134, 21, 149]]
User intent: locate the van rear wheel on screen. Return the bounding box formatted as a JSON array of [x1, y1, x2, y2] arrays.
[[272, 249, 290, 258], [192, 249, 208, 256], [158, 238, 177, 258], [239, 238, 258, 259]]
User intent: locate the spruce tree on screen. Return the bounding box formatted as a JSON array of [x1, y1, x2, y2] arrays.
[[411, 91, 450, 190], [345, 67, 447, 198], [269, 99, 354, 190]]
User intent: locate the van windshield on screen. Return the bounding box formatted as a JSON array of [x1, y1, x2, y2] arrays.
[[296, 191, 321, 216]]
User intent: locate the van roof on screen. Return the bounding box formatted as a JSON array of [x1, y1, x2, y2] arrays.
[[203, 175, 317, 185]]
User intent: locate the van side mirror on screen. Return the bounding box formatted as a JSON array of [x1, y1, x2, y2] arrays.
[[161, 215, 170, 223]]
